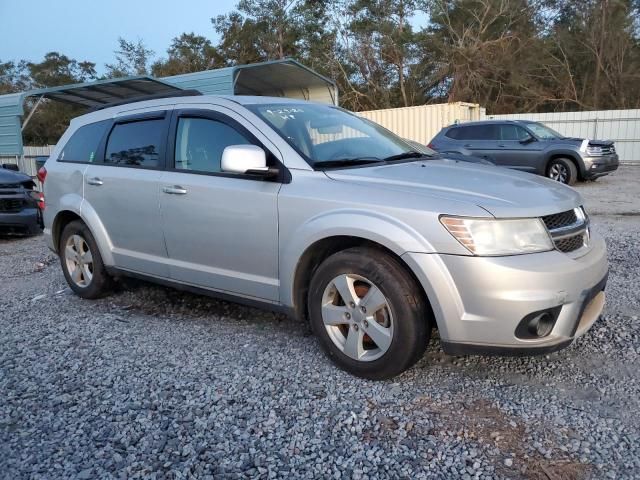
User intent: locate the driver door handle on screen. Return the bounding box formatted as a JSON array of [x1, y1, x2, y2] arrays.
[[163, 185, 188, 195]]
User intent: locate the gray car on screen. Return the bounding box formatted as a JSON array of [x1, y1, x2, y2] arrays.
[[429, 120, 619, 185], [42, 96, 608, 379]]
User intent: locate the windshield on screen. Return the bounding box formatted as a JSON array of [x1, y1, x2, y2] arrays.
[[524, 122, 564, 139], [246, 103, 424, 168]]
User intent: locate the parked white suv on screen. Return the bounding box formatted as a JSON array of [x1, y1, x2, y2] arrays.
[[41, 95, 608, 379]]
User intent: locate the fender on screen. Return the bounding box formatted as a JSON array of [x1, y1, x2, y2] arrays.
[[51, 196, 116, 266], [45, 193, 82, 252], [279, 208, 437, 308], [543, 149, 585, 176], [78, 200, 116, 266]]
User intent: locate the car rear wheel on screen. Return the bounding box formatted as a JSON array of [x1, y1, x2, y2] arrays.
[[308, 247, 430, 380], [547, 158, 578, 185], [59, 220, 113, 299]]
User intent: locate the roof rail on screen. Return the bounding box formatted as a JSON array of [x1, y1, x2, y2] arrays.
[[88, 89, 203, 111]]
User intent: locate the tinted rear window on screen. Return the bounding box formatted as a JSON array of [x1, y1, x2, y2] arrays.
[[450, 125, 499, 140], [58, 120, 109, 163], [105, 119, 164, 167]]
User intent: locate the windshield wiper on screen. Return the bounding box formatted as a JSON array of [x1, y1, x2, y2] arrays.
[[313, 157, 384, 169], [383, 151, 431, 162]]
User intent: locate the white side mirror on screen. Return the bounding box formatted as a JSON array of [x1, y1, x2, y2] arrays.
[[221, 145, 268, 174]]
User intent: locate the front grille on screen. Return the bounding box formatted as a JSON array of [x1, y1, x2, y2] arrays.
[[555, 234, 585, 253], [0, 198, 24, 212], [542, 210, 577, 230], [541, 207, 589, 254]]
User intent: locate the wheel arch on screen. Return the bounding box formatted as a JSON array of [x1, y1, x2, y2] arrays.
[[52, 205, 114, 265], [545, 152, 584, 179], [289, 235, 435, 331]]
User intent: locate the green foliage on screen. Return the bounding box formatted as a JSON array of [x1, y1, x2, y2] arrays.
[[105, 38, 154, 78], [8, 0, 640, 146]]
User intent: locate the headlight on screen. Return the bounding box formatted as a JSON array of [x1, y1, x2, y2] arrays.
[[440, 216, 554, 256]]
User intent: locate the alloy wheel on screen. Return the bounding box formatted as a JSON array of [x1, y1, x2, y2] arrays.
[[549, 163, 568, 183], [64, 234, 93, 288], [321, 273, 393, 362]]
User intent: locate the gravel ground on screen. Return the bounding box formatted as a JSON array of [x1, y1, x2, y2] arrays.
[[1, 167, 639, 479]]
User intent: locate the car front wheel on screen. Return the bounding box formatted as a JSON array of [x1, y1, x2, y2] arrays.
[[308, 247, 431, 380], [546, 158, 578, 185], [59, 220, 113, 299]]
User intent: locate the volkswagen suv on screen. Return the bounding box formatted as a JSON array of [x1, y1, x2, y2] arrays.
[[42, 95, 608, 379]]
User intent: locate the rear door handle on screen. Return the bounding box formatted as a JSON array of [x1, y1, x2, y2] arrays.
[[86, 177, 103, 186], [498, 144, 506, 148], [162, 185, 188, 195], [463, 144, 473, 148]]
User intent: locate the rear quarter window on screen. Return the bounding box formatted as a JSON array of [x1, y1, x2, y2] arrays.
[[58, 120, 109, 163], [444, 128, 461, 140]]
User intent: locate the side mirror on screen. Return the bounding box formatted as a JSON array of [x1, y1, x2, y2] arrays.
[[520, 134, 536, 144], [221, 145, 278, 177]]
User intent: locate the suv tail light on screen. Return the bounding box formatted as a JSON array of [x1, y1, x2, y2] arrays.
[[37, 166, 47, 184], [427, 143, 435, 149]]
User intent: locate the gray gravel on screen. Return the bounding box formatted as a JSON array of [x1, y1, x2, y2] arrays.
[[1, 167, 639, 479]]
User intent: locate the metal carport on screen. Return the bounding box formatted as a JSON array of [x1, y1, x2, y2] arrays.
[[0, 59, 337, 163]]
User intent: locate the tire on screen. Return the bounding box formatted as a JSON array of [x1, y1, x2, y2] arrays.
[[308, 247, 431, 380], [546, 158, 578, 185], [59, 220, 113, 299]]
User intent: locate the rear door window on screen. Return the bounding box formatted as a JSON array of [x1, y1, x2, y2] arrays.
[[456, 125, 499, 140], [105, 119, 164, 167], [58, 120, 109, 163]]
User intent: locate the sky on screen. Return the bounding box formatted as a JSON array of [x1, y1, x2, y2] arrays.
[[0, 0, 238, 72], [1, 0, 429, 75]]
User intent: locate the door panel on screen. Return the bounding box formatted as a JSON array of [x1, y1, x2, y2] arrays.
[[159, 172, 280, 300], [159, 108, 281, 301], [84, 165, 168, 276], [83, 112, 171, 277], [491, 124, 544, 171]]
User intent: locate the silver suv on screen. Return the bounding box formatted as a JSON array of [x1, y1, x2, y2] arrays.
[[42, 96, 608, 379]]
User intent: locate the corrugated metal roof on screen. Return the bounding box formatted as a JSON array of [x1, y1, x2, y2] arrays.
[[0, 59, 338, 156]]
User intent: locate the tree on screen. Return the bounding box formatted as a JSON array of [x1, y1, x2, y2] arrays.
[[152, 33, 224, 76], [22, 52, 97, 145], [105, 37, 154, 77], [0, 60, 30, 94]]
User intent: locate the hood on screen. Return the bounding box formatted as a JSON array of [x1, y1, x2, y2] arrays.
[[546, 137, 614, 147], [324, 160, 583, 218], [0, 168, 34, 188]]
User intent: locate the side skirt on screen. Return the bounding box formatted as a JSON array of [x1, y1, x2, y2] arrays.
[[105, 266, 296, 318]]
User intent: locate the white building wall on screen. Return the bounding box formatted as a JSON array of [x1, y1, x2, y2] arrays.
[[358, 102, 484, 146]]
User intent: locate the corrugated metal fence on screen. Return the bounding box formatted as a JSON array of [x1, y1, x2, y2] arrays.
[[488, 109, 640, 163], [0, 145, 53, 178], [358, 102, 485, 146]]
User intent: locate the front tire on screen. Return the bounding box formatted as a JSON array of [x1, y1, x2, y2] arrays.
[[308, 247, 430, 380], [546, 158, 578, 185], [59, 220, 113, 299]]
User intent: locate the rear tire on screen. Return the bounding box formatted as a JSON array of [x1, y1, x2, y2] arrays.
[[59, 220, 113, 299], [546, 158, 578, 185], [308, 247, 430, 380]]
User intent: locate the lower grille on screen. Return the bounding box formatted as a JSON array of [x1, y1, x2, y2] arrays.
[[0, 198, 24, 212], [555, 234, 585, 253]]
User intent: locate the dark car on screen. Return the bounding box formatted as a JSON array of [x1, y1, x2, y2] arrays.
[[0, 166, 43, 235], [404, 139, 495, 165], [429, 120, 619, 185]]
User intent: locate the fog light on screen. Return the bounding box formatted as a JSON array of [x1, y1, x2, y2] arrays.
[[515, 306, 561, 340], [527, 312, 555, 337]]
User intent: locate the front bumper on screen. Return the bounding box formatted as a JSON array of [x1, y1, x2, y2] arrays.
[[582, 154, 619, 178], [0, 207, 41, 235], [403, 232, 608, 354]]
